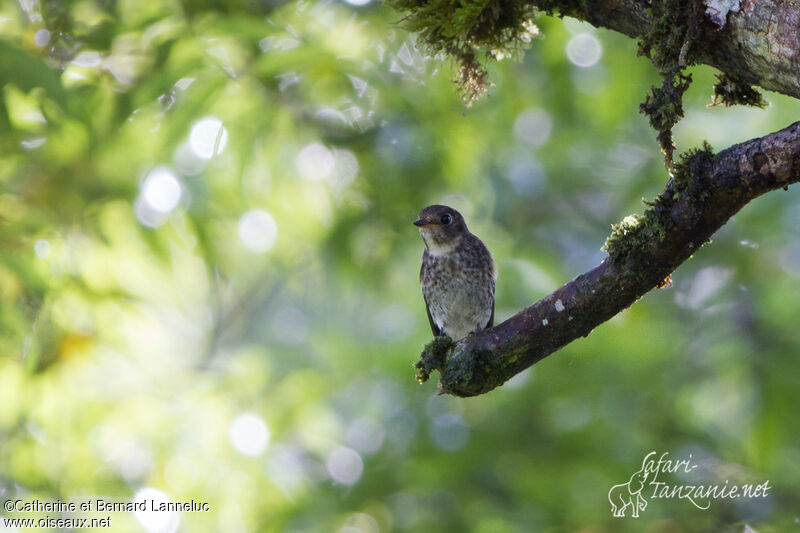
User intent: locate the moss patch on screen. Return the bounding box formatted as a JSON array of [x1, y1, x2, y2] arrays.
[[439, 342, 511, 396], [415, 335, 453, 383], [603, 142, 715, 263], [386, 0, 541, 104], [636, 0, 705, 167], [710, 73, 767, 108], [670, 141, 715, 202], [603, 212, 670, 262]]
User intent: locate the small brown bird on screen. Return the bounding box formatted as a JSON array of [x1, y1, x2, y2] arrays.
[[414, 205, 496, 340]]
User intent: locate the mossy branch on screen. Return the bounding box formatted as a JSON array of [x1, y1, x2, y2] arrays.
[[388, 0, 794, 159], [421, 121, 800, 397], [635, 0, 704, 166], [529, 0, 800, 101], [415, 335, 453, 383]]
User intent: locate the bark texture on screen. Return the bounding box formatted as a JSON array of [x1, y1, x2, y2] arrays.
[[547, 0, 800, 99], [422, 120, 800, 396]]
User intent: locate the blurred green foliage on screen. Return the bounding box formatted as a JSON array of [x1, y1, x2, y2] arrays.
[[2, 0, 800, 531]]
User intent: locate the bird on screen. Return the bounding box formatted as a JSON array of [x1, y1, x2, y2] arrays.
[[414, 205, 496, 341]]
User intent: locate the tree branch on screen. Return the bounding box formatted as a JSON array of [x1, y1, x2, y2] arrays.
[[422, 120, 800, 397], [543, 0, 800, 100]]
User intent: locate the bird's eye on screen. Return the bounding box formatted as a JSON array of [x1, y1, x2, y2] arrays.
[[441, 214, 452, 225]]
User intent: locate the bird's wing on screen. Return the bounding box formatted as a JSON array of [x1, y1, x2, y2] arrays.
[[481, 241, 497, 329], [425, 295, 441, 337], [421, 258, 441, 336], [485, 292, 494, 329], [483, 255, 497, 329]]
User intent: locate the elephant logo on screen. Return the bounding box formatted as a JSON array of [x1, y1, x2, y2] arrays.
[[608, 462, 653, 518]]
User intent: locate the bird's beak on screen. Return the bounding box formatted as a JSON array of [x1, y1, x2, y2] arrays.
[[413, 219, 427, 227]]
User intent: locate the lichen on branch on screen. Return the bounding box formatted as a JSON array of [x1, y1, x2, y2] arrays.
[[386, 0, 539, 104]]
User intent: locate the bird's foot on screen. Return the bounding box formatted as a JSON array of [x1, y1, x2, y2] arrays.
[[415, 335, 453, 384], [468, 326, 483, 337]]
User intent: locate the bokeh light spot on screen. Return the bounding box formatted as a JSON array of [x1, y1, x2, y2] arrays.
[[326, 446, 363, 485], [296, 143, 335, 181], [189, 117, 228, 159], [346, 417, 385, 454], [34, 239, 50, 258], [133, 488, 179, 533], [34, 29, 50, 47], [331, 149, 360, 187], [513, 108, 552, 146], [141, 167, 181, 214], [238, 210, 278, 254], [229, 412, 270, 457], [566, 33, 602, 67], [339, 513, 380, 533]]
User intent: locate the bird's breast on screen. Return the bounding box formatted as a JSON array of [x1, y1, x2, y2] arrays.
[[421, 249, 494, 340]]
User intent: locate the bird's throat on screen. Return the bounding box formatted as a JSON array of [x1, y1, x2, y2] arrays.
[[423, 233, 459, 257]]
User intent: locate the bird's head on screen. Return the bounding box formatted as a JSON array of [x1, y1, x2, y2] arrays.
[[414, 205, 467, 254]]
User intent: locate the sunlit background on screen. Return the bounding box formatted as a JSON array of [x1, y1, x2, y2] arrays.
[[2, 0, 800, 531]]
